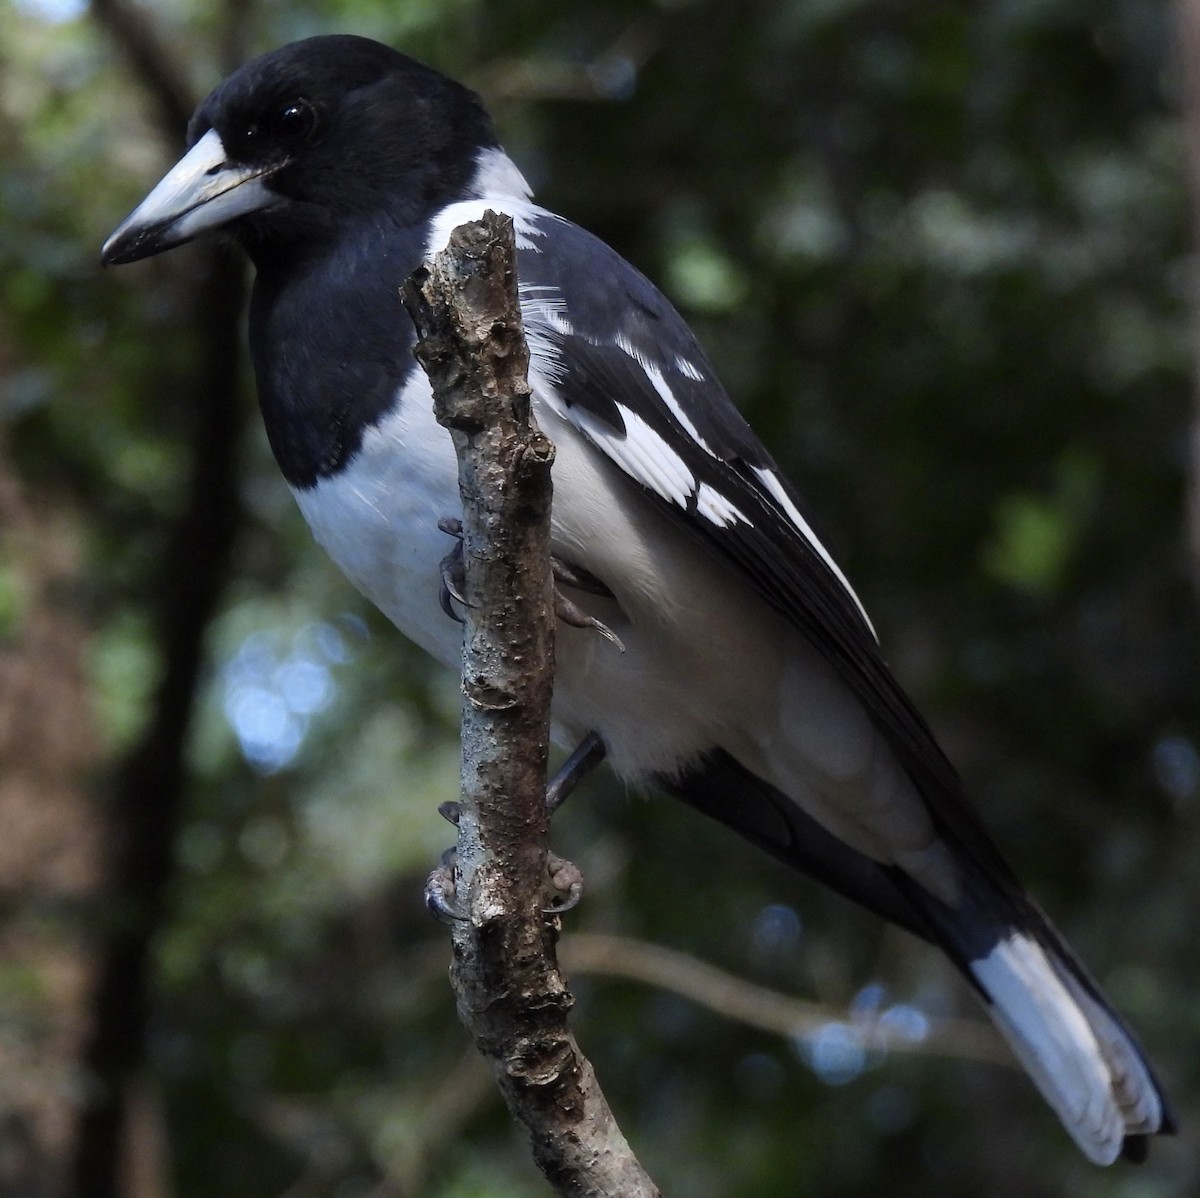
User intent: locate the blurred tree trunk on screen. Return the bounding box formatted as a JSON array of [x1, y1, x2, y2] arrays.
[[70, 250, 246, 1198], [0, 445, 106, 1198], [61, 7, 249, 1197], [1177, 0, 1200, 590]]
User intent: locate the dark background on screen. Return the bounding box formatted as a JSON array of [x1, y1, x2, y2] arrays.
[[0, 0, 1196, 1195]]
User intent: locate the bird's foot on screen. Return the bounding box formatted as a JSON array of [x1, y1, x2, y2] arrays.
[[437, 517, 469, 623], [553, 590, 624, 652], [437, 517, 624, 650], [544, 851, 584, 913], [424, 844, 463, 923], [424, 799, 585, 922]]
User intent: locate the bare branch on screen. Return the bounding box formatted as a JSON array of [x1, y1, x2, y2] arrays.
[[561, 933, 1011, 1067], [402, 212, 661, 1198]]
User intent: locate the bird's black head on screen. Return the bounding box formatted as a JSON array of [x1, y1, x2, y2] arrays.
[[102, 35, 500, 266]]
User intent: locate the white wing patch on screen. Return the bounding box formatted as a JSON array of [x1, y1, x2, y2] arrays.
[[559, 395, 753, 534], [560, 392, 695, 508], [520, 282, 574, 336], [612, 335, 713, 454], [520, 283, 573, 396], [644, 362, 713, 455], [580, 403, 697, 506], [695, 483, 750, 528], [754, 466, 877, 639], [519, 285, 750, 532]]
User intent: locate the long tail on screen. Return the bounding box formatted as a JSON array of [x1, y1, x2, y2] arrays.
[[660, 750, 1174, 1164], [892, 871, 1173, 1164]]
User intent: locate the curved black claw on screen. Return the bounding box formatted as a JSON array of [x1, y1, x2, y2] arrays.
[[438, 518, 469, 623], [554, 591, 625, 652], [543, 851, 584, 915], [550, 556, 624, 651], [425, 847, 466, 923]]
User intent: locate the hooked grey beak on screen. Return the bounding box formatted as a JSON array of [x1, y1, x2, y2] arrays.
[[102, 129, 277, 265]]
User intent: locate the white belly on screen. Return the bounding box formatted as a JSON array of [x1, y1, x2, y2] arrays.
[[292, 371, 781, 779]]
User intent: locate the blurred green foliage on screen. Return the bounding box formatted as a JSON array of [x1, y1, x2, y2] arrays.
[[1, 0, 1196, 1195]]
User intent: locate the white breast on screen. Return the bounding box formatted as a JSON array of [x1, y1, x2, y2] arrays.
[[292, 372, 464, 670]]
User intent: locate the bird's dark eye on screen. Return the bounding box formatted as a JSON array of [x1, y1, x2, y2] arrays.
[[223, 99, 316, 161], [271, 99, 318, 143]]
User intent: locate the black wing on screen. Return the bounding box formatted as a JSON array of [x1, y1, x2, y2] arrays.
[[516, 210, 1019, 893]]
